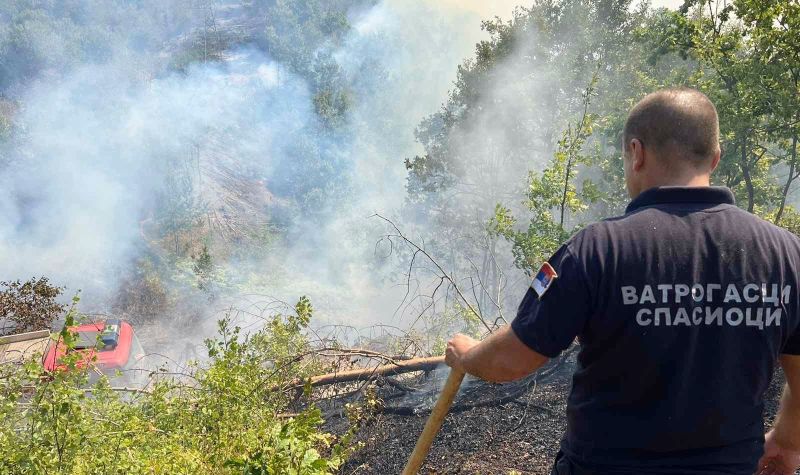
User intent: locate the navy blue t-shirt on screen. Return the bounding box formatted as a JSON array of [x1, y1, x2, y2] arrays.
[[511, 186, 800, 474]]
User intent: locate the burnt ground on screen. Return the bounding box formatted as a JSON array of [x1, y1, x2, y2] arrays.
[[323, 347, 787, 475]]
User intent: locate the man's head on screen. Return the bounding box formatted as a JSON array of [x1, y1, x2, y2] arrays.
[[622, 88, 721, 198]]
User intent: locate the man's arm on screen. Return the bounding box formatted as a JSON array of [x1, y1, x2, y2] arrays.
[[772, 355, 800, 448], [445, 243, 589, 384], [445, 325, 549, 383], [758, 355, 800, 475]]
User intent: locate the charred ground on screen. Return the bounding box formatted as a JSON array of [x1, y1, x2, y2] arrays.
[[325, 349, 787, 475]]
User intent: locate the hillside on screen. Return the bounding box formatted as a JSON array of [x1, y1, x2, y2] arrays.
[[332, 359, 788, 474]]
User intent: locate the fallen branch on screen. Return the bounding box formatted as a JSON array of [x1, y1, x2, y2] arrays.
[[298, 355, 444, 389], [314, 347, 402, 365], [296, 342, 577, 390]]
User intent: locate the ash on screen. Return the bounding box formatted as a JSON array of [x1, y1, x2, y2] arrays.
[[325, 347, 788, 475]]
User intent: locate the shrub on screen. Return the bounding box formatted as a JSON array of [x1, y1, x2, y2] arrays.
[[0, 297, 356, 474], [112, 259, 170, 323], [192, 245, 215, 294], [0, 277, 66, 335]]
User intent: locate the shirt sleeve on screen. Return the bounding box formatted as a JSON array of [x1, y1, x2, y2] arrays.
[[510, 244, 592, 358]]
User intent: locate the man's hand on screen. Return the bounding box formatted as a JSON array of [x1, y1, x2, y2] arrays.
[[444, 327, 549, 382], [757, 430, 800, 475], [760, 356, 800, 475], [445, 333, 479, 373]]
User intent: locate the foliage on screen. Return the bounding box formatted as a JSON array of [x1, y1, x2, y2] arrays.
[[490, 77, 601, 274], [155, 151, 203, 257], [735, 0, 800, 224], [656, 0, 800, 219], [0, 0, 373, 326], [407, 0, 800, 287], [417, 303, 484, 356], [192, 244, 215, 294], [250, 0, 371, 125], [112, 258, 171, 324], [403, 0, 660, 286], [0, 297, 358, 474], [673, 0, 773, 213], [406, 0, 643, 204], [169, 0, 237, 73], [0, 0, 193, 93], [0, 277, 65, 335], [256, 0, 359, 73]]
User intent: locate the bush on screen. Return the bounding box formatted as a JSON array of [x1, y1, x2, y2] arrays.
[[192, 245, 215, 295], [112, 259, 170, 324], [0, 277, 65, 335], [0, 297, 357, 474]]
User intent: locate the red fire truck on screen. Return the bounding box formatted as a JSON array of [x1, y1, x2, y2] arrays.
[[42, 319, 145, 382]]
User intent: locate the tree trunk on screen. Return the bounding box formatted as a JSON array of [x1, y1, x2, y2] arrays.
[[559, 153, 573, 229], [740, 137, 755, 213], [775, 134, 798, 226], [479, 244, 490, 318]]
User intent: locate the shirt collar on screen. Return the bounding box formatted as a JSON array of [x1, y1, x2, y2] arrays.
[[626, 186, 736, 214]]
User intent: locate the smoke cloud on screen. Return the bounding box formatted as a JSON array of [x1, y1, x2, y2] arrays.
[[0, 0, 491, 337], [0, 0, 684, 354]]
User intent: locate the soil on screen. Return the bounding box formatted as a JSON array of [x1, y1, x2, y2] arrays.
[[324, 348, 788, 475]]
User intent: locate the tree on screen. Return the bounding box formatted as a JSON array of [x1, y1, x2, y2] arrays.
[[734, 0, 800, 224], [0, 277, 65, 334], [491, 77, 601, 274], [403, 0, 665, 293], [193, 244, 215, 295], [155, 150, 202, 256], [257, 0, 367, 124], [667, 1, 781, 214]]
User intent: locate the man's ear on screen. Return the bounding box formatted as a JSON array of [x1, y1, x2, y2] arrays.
[[709, 147, 721, 173], [630, 138, 646, 172]]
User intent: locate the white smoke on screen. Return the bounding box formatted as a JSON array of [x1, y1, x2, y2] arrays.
[[0, 0, 491, 335], [0, 49, 309, 294]]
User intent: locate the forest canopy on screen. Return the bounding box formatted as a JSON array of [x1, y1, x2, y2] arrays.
[[1, 0, 799, 473], [407, 0, 800, 279]]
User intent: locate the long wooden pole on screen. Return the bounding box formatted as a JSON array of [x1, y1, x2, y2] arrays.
[[307, 356, 444, 388], [401, 368, 466, 475]]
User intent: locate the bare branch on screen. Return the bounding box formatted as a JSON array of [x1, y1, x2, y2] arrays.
[[372, 214, 494, 333]]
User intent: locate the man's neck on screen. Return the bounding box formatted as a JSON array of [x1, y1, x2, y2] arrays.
[[642, 174, 711, 190]]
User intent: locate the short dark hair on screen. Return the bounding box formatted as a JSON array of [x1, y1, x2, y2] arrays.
[[623, 88, 720, 167]]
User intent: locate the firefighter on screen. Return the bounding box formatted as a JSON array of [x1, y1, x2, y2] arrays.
[[445, 88, 800, 475]]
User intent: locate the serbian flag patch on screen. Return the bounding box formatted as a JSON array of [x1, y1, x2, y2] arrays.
[[531, 262, 558, 299]]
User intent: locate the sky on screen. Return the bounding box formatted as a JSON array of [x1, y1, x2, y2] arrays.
[[446, 0, 685, 20], [651, 0, 684, 8]]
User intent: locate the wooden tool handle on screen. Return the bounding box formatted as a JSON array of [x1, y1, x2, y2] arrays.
[[401, 368, 466, 475]]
